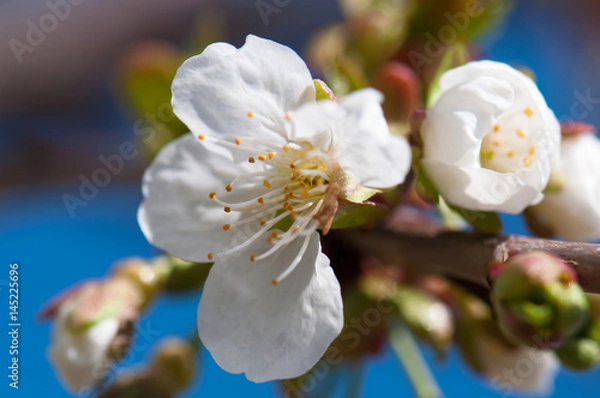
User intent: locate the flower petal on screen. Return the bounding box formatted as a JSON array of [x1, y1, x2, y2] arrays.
[[172, 35, 315, 161], [48, 301, 118, 391], [532, 133, 600, 241], [422, 75, 515, 167], [335, 88, 412, 188], [138, 134, 261, 262], [422, 159, 542, 214], [197, 232, 343, 382]]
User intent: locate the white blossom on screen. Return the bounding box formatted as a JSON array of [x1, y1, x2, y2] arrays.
[[138, 35, 411, 382], [48, 297, 119, 392], [531, 132, 600, 241], [421, 60, 560, 214]]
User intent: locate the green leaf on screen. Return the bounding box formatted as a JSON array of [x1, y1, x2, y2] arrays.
[[330, 200, 388, 230]]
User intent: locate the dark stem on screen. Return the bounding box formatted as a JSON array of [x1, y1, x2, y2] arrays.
[[336, 229, 600, 294]]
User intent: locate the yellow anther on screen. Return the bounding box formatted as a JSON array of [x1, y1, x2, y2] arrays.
[[480, 150, 494, 161], [268, 152, 275, 159], [289, 163, 296, 169], [272, 278, 278, 285], [235, 138, 241, 145], [198, 134, 205, 140], [250, 254, 255, 262], [524, 107, 534, 117], [529, 145, 535, 155], [259, 220, 267, 226], [492, 140, 500, 147], [506, 150, 515, 158], [222, 224, 231, 231], [224, 207, 231, 213], [284, 113, 290, 120], [516, 128, 526, 138], [290, 211, 297, 219], [247, 111, 254, 118], [301, 190, 310, 198], [258, 197, 265, 204], [208, 252, 214, 261], [270, 231, 279, 239], [284, 185, 289, 191], [524, 156, 532, 167], [226, 184, 233, 192], [285, 192, 294, 199], [493, 124, 500, 132], [258, 154, 266, 161], [282, 145, 290, 152], [248, 157, 256, 163], [263, 180, 272, 189], [209, 192, 217, 199]]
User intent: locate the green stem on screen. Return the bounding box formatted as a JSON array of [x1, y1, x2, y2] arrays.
[[390, 321, 444, 398]]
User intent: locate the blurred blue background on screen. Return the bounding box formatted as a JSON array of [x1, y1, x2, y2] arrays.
[[1, 0, 600, 397]]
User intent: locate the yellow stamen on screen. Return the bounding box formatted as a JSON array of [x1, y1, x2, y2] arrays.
[[263, 180, 272, 189], [207, 252, 213, 261], [492, 140, 500, 147], [258, 197, 264, 204], [268, 152, 275, 159], [259, 220, 267, 226], [235, 138, 241, 145], [516, 128, 526, 138], [224, 207, 231, 213], [282, 145, 290, 152], [226, 184, 233, 192], [507, 150, 515, 158], [524, 107, 534, 117], [209, 192, 217, 199], [247, 111, 254, 118], [198, 134, 205, 140], [493, 124, 500, 132], [272, 279, 278, 285], [248, 157, 256, 163], [250, 254, 255, 262], [222, 224, 231, 231], [258, 154, 266, 161], [529, 145, 535, 155]]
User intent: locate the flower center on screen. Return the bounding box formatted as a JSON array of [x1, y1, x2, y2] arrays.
[[199, 134, 341, 284], [479, 106, 537, 173]]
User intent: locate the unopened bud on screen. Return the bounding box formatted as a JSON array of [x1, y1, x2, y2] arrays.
[[149, 338, 197, 394], [556, 338, 600, 370], [491, 251, 589, 349], [372, 62, 420, 130], [111, 257, 164, 308], [392, 287, 454, 356]]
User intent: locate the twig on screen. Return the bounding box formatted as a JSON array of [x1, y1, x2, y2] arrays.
[[338, 229, 600, 294]]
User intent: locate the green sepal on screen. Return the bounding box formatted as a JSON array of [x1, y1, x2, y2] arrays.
[[330, 200, 388, 230], [448, 205, 503, 235], [314, 79, 337, 101]]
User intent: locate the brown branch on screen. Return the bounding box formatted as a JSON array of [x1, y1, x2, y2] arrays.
[[338, 229, 600, 294]]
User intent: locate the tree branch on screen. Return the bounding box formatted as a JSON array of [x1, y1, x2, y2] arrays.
[[339, 229, 600, 294]]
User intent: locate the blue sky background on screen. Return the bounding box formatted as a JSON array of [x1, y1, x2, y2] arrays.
[[2, 1, 600, 397]]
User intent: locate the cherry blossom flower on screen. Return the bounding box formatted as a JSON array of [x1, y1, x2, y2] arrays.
[[138, 35, 411, 382], [531, 131, 600, 241], [421, 60, 560, 213]]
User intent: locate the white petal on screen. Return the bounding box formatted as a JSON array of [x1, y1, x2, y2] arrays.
[[172, 35, 315, 161], [197, 232, 343, 382], [138, 134, 261, 262], [532, 133, 600, 241], [422, 76, 515, 167], [335, 89, 412, 188], [422, 159, 542, 214], [48, 301, 119, 391]]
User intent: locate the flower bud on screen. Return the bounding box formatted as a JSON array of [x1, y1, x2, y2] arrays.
[[111, 257, 165, 309], [392, 286, 454, 357], [149, 338, 197, 394], [555, 337, 600, 370], [491, 251, 589, 349], [43, 277, 143, 392]]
